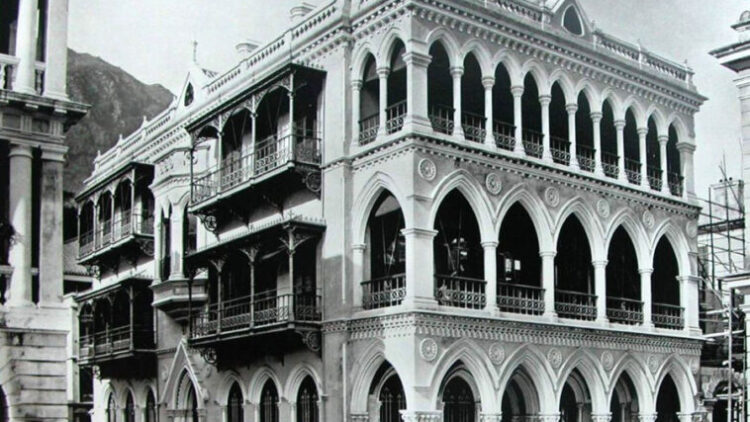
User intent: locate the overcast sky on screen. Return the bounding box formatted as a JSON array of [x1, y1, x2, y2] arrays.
[[68, 0, 746, 197]]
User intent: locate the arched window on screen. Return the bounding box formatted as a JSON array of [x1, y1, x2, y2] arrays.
[[183, 208, 197, 254], [368, 362, 406, 422], [492, 63, 515, 150], [227, 382, 244, 422], [521, 73, 543, 157], [363, 191, 406, 309], [666, 125, 682, 196], [497, 203, 542, 315], [145, 389, 157, 422], [443, 377, 475, 422], [549, 82, 569, 165], [386, 40, 407, 134], [562, 6, 584, 35], [646, 117, 661, 190], [161, 209, 171, 281], [184, 83, 194, 107], [555, 216, 594, 320], [220, 110, 253, 190], [260, 380, 279, 422], [186, 384, 199, 422], [560, 369, 591, 422], [623, 109, 641, 185], [606, 227, 641, 325], [655, 375, 680, 422], [107, 393, 117, 422], [461, 52, 485, 143], [359, 54, 380, 144], [576, 92, 595, 172], [296, 376, 319, 422], [427, 41, 454, 135], [600, 100, 618, 178], [124, 392, 136, 422], [652, 237, 682, 329], [610, 373, 639, 422]]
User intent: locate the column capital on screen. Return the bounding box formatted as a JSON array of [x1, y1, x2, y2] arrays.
[[639, 268, 654, 275], [401, 227, 439, 239], [539, 250, 556, 258], [400, 411, 442, 422], [482, 76, 495, 89], [376, 66, 390, 78], [565, 103, 579, 114], [676, 142, 696, 153], [8, 144, 33, 159], [538, 95, 552, 106], [450, 66, 464, 78], [614, 119, 626, 130], [658, 134, 669, 144], [41, 149, 66, 163], [481, 241, 499, 248], [402, 51, 432, 67], [590, 111, 603, 122], [352, 243, 367, 252], [351, 78, 363, 90], [511, 85, 524, 97], [637, 127, 649, 137], [592, 260, 608, 268]]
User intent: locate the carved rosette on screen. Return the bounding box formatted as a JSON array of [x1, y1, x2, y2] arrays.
[[544, 187, 560, 207], [488, 343, 505, 365], [642, 210, 655, 229], [647, 355, 660, 374], [601, 351, 614, 371], [485, 173, 503, 195], [596, 199, 611, 218], [547, 348, 563, 369], [418, 158, 437, 181], [685, 221, 698, 239], [419, 338, 439, 362]]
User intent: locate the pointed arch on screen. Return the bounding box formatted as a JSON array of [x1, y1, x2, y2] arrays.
[[285, 362, 323, 400], [248, 367, 283, 405], [646, 105, 668, 136], [425, 28, 461, 68], [622, 98, 647, 128], [556, 349, 609, 415], [352, 43, 380, 79], [654, 355, 697, 414], [378, 29, 408, 68], [353, 172, 411, 245], [666, 113, 690, 142], [553, 198, 605, 262], [520, 59, 550, 96], [650, 221, 690, 276], [608, 354, 655, 414], [494, 185, 553, 251], [498, 344, 557, 413], [604, 209, 650, 269], [350, 340, 388, 414], [600, 88, 624, 121], [575, 79, 602, 113], [492, 50, 523, 87], [428, 170, 495, 242], [548, 69, 576, 104], [217, 371, 248, 406], [459, 39, 493, 77]]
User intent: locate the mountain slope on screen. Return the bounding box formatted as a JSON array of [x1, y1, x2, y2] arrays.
[[64, 49, 175, 193]]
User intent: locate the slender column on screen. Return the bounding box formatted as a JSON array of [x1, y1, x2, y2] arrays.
[[591, 112, 604, 175], [14, 0, 39, 94], [288, 90, 295, 135], [451, 66, 464, 138], [376, 67, 389, 138], [352, 79, 362, 142], [540, 251, 557, 318], [511, 86, 524, 154], [677, 142, 695, 200], [593, 260, 607, 322], [248, 251, 256, 327], [483, 76, 495, 146], [169, 212, 184, 279], [45, 0, 69, 99], [403, 51, 432, 133], [483, 241, 499, 314], [40, 149, 66, 305], [637, 127, 648, 187], [679, 275, 701, 334], [567, 104, 579, 168], [401, 228, 438, 308], [640, 268, 654, 328], [615, 120, 627, 181], [658, 135, 669, 193], [249, 112, 257, 175], [352, 243, 366, 308], [8, 144, 34, 306], [540, 95, 552, 161], [153, 213, 162, 280]]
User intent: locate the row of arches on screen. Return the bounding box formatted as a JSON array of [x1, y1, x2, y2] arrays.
[[105, 388, 157, 422], [78, 287, 154, 354], [361, 186, 685, 328], [354, 36, 689, 196]]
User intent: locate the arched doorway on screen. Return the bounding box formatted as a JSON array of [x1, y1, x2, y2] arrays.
[[497, 203, 542, 315], [555, 216, 594, 320], [368, 362, 406, 422], [260, 380, 280, 422], [606, 227, 641, 325], [433, 190, 485, 309], [655, 374, 680, 422], [560, 369, 592, 422], [106, 393, 116, 422], [124, 391, 136, 422], [363, 191, 406, 309], [652, 237, 682, 330], [610, 373, 639, 422], [227, 382, 244, 422], [502, 367, 541, 422], [442, 369, 477, 422], [297, 376, 319, 422]]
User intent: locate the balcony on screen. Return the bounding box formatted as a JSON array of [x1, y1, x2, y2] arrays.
[[386, 101, 407, 134], [152, 276, 208, 321], [550, 136, 571, 165], [602, 152, 619, 178], [668, 172, 684, 196], [497, 282, 544, 315], [493, 120, 516, 151], [434, 275, 486, 310], [522, 129, 544, 158], [652, 303, 684, 330], [555, 289, 597, 321], [624, 158, 642, 185], [429, 104, 455, 135], [359, 113, 379, 145], [577, 145, 596, 173], [78, 212, 154, 266], [647, 166, 663, 191], [606, 297, 644, 325], [461, 111, 486, 143], [361, 273, 406, 310], [79, 325, 154, 366]]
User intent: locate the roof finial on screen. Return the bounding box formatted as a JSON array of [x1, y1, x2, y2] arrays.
[[192, 40, 198, 64]]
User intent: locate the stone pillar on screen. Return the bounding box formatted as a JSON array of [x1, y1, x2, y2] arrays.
[[40, 148, 66, 305], [540, 95, 552, 161], [403, 51, 432, 133], [638, 127, 648, 187], [567, 104, 579, 168], [352, 243, 366, 309], [483, 241, 499, 314], [14, 0, 39, 94], [511, 86, 524, 154], [541, 251, 556, 318], [352, 79, 362, 142], [377, 67, 389, 138], [658, 135, 669, 193], [44, 0, 68, 99], [169, 211, 184, 279], [640, 268, 654, 328], [677, 142, 695, 200], [615, 120, 627, 181], [402, 228, 438, 308], [451, 66, 464, 138], [679, 275, 701, 334], [401, 410, 442, 421], [8, 144, 34, 306], [483, 76, 495, 146], [591, 112, 604, 175], [593, 260, 608, 322], [480, 413, 503, 422]]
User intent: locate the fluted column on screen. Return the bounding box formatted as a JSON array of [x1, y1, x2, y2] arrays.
[[540, 95, 552, 161], [593, 260, 607, 322], [640, 268, 654, 327], [402, 228, 438, 308], [677, 142, 695, 200], [591, 112, 604, 175], [614, 120, 627, 181], [40, 149, 66, 305], [637, 127, 648, 187], [541, 251, 556, 318], [376, 67, 389, 138], [14, 0, 39, 94], [352, 79, 362, 142], [403, 51, 432, 133], [483, 241, 499, 314], [45, 0, 69, 99], [451, 66, 464, 138], [567, 104, 579, 168], [483, 76, 495, 146], [401, 411, 442, 422], [352, 243, 366, 308], [8, 144, 33, 306], [658, 135, 669, 193], [511, 85, 524, 154]]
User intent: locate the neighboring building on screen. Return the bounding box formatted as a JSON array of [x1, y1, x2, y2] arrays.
[[0, 0, 88, 420], [76, 1, 706, 421]]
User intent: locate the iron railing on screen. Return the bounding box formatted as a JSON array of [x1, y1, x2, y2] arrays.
[[0, 54, 16, 90], [78, 212, 154, 258], [361, 273, 406, 309], [647, 166, 662, 191], [522, 128, 544, 158], [429, 104, 455, 135], [497, 282, 544, 315], [493, 120, 516, 151], [606, 297, 643, 325], [386, 100, 407, 134], [668, 172, 683, 196], [435, 275, 486, 310], [577, 144, 596, 172], [461, 111, 486, 143], [652, 302, 684, 330], [550, 136, 570, 165], [359, 113, 379, 145], [555, 289, 597, 320], [79, 325, 154, 359], [601, 152, 619, 178], [624, 158, 642, 185]]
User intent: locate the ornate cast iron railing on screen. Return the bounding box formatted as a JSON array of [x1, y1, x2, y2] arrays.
[[652, 302, 684, 330], [550, 136, 571, 165], [606, 296, 643, 325], [602, 152, 619, 178], [79, 325, 154, 359], [668, 172, 683, 197], [624, 158, 642, 185], [359, 113, 379, 145], [647, 166, 662, 191], [461, 111, 486, 143], [577, 144, 596, 172], [361, 273, 406, 310], [493, 120, 516, 151], [522, 128, 544, 158], [555, 289, 597, 320], [497, 282, 544, 315], [429, 104, 454, 135], [386, 100, 407, 134], [79, 212, 154, 259], [435, 275, 486, 310]]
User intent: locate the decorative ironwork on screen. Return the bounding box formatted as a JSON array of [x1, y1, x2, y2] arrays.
[[577, 144, 596, 172], [606, 297, 643, 325], [647, 166, 662, 191], [461, 111, 486, 143], [555, 289, 597, 320], [386, 100, 407, 134], [299, 331, 321, 353], [78, 211, 154, 259], [652, 303, 684, 329], [493, 120, 516, 151], [434, 275, 486, 309], [358, 113, 379, 145], [497, 282, 544, 315], [361, 274, 406, 309], [429, 104, 454, 135], [522, 128, 544, 158], [199, 347, 218, 365], [550, 136, 571, 165], [624, 158, 642, 185], [602, 152, 619, 178], [668, 172, 683, 196]]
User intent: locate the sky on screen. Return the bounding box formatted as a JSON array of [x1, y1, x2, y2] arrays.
[[68, 0, 746, 197]]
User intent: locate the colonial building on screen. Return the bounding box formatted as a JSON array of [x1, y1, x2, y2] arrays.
[[76, 1, 706, 421], [0, 0, 88, 420]]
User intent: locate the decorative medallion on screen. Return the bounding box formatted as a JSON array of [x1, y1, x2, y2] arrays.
[[547, 348, 563, 369], [200, 347, 218, 366], [686, 221, 698, 239], [544, 187, 560, 207], [301, 331, 321, 352], [601, 351, 614, 371], [420, 338, 439, 362], [488, 343, 505, 365], [647, 355, 660, 374], [485, 173, 503, 195], [304, 172, 322, 193], [418, 158, 437, 181], [596, 199, 611, 218], [642, 210, 655, 229]]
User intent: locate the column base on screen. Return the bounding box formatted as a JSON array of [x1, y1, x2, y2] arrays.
[[401, 297, 439, 310], [403, 115, 434, 136], [484, 305, 501, 317], [641, 321, 655, 329], [543, 310, 558, 320], [596, 316, 609, 324], [594, 166, 605, 177], [7, 299, 34, 308]]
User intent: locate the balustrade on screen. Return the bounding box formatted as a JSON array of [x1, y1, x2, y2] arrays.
[[555, 289, 597, 320], [668, 172, 683, 196], [79, 325, 154, 359], [386, 100, 407, 134], [361, 274, 406, 309], [79, 211, 154, 259], [606, 297, 643, 325], [550, 136, 571, 165], [461, 111, 486, 143], [652, 303, 684, 329], [647, 166, 662, 191], [602, 152, 619, 178], [497, 282, 544, 315], [434, 275, 486, 309], [522, 128, 544, 158], [624, 158, 642, 185], [493, 120, 516, 150], [429, 104, 455, 135], [359, 113, 379, 145], [0, 54, 17, 90], [577, 144, 596, 172]]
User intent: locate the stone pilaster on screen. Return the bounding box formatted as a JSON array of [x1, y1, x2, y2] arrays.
[[39, 148, 66, 306], [593, 260, 608, 322], [540, 251, 556, 318], [403, 51, 433, 134], [483, 241, 499, 314], [8, 144, 33, 307], [401, 228, 438, 308]]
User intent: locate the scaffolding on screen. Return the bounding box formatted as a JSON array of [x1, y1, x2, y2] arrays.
[[698, 177, 746, 422]]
